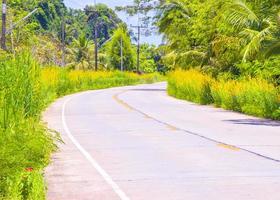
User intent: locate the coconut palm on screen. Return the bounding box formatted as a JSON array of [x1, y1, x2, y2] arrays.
[[225, 0, 279, 62], [157, 0, 191, 40], [157, 0, 190, 31], [67, 34, 95, 70]]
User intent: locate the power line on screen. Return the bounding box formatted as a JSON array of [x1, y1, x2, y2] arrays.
[[66, 0, 97, 9], [7, 8, 38, 34], [65, 0, 85, 8], [61, 13, 66, 67], [0, 2, 39, 51]]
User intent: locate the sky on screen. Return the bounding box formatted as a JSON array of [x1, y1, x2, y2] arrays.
[[64, 0, 162, 45]]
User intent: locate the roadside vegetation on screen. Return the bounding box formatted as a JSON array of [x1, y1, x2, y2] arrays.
[[0, 54, 162, 199], [155, 0, 280, 119], [168, 70, 280, 119], [2, 0, 280, 199], [0, 1, 163, 199]]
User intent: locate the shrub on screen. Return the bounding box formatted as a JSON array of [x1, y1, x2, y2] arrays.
[[168, 69, 280, 119], [236, 79, 279, 117], [168, 70, 213, 104], [211, 80, 242, 111], [237, 56, 280, 86]]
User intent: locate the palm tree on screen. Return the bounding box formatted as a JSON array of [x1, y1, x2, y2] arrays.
[[157, 0, 191, 33], [67, 34, 95, 70], [225, 0, 279, 62], [157, 0, 201, 68]]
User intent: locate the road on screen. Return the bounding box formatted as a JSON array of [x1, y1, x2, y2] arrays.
[[44, 82, 280, 200]]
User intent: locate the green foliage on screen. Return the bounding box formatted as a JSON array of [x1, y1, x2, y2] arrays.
[[2, 1, 130, 70], [157, 0, 228, 69], [116, 0, 156, 16], [67, 34, 95, 70], [7, 0, 66, 30], [0, 54, 56, 200], [107, 27, 136, 71], [139, 44, 158, 73], [211, 35, 241, 70], [224, 0, 279, 62], [157, 0, 280, 83], [35, 0, 66, 30], [237, 56, 280, 85], [85, 4, 123, 43]]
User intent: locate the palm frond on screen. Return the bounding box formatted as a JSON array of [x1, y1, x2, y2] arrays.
[[240, 22, 273, 62], [264, 41, 280, 58], [157, 0, 191, 34], [226, 0, 259, 29]]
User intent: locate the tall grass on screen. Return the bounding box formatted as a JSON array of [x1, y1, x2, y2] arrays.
[[168, 70, 280, 119], [168, 70, 213, 104], [0, 54, 162, 199], [0, 54, 55, 200], [41, 68, 161, 99]]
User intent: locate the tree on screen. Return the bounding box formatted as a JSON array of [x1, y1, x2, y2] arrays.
[[85, 4, 123, 43], [157, 0, 228, 69], [35, 0, 66, 30], [85, 3, 124, 70], [139, 44, 158, 73], [107, 27, 135, 71], [117, 0, 160, 72], [67, 34, 95, 70], [224, 0, 280, 62], [116, 0, 157, 16]]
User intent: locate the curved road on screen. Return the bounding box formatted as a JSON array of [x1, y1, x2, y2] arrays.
[[44, 82, 280, 200]]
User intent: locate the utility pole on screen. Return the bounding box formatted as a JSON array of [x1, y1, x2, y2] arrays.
[[94, 24, 98, 71], [120, 37, 123, 71], [94, 0, 98, 71], [137, 25, 140, 72], [1, 0, 7, 50], [130, 4, 150, 73], [61, 14, 65, 67], [3, 8, 38, 52], [119, 1, 156, 72], [131, 24, 147, 72]]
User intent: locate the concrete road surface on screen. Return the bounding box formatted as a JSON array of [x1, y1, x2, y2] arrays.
[[44, 82, 280, 200]]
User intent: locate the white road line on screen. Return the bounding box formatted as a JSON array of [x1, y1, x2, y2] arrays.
[[62, 93, 130, 200]]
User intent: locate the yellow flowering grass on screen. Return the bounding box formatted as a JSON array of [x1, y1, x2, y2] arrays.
[[168, 70, 280, 119], [168, 69, 213, 104], [41, 67, 163, 101]]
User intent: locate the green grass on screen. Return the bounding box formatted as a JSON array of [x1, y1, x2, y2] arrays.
[[0, 54, 163, 199]]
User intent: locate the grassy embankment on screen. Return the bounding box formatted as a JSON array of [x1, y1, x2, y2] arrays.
[[0, 54, 162, 200], [168, 70, 280, 120]]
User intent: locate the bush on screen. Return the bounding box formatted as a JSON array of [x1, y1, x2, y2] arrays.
[[168, 70, 213, 105], [168, 69, 280, 119], [237, 56, 280, 86]]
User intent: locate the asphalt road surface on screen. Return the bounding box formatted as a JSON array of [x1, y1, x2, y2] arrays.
[[44, 82, 280, 200]]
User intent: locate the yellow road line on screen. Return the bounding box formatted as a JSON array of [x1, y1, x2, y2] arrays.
[[218, 143, 240, 151]]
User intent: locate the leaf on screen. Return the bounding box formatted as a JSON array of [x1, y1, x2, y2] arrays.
[[225, 0, 260, 29]]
